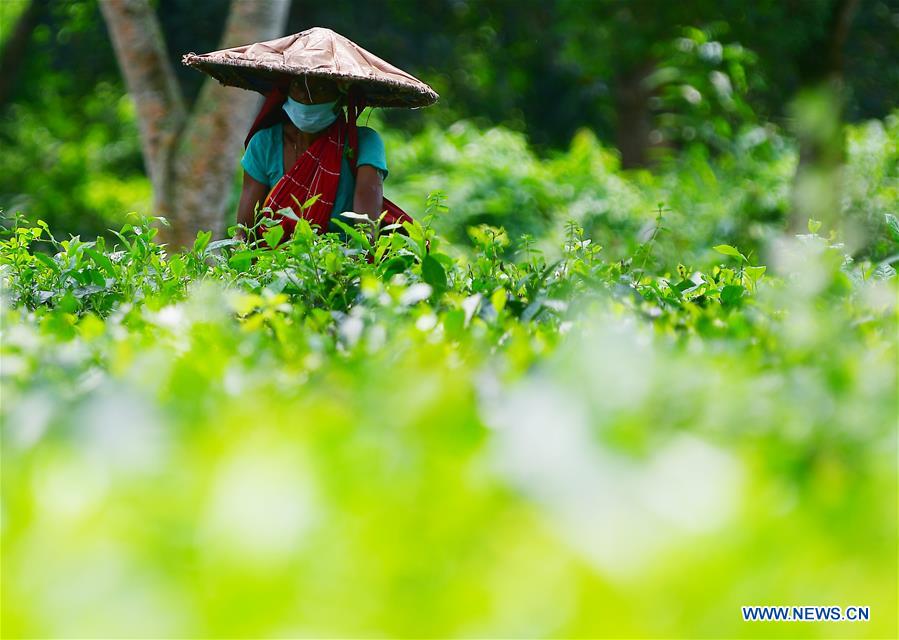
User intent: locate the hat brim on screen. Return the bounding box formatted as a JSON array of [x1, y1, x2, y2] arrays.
[[181, 28, 439, 109], [182, 55, 439, 108]]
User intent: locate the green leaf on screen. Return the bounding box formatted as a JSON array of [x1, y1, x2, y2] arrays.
[[421, 255, 447, 292], [193, 230, 212, 254], [373, 236, 391, 263], [263, 225, 285, 249], [324, 251, 340, 273], [491, 288, 507, 312], [83, 247, 115, 278], [331, 219, 372, 252], [169, 255, 185, 279], [442, 308, 465, 338], [885, 214, 899, 241], [58, 290, 79, 313], [277, 206, 301, 222], [207, 239, 241, 252], [713, 244, 746, 261], [398, 233, 423, 259], [380, 256, 412, 280], [720, 284, 744, 307], [290, 193, 321, 212], [229, 250, 255, 272], [292, 219, 315, 240], [744, 265, 766, 280], [34, 252, 60, 274], [807, 219, 822, 233], [430, 251, 455, 269], [109, 229, 132, 252]]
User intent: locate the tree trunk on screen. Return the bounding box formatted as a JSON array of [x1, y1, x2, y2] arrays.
[[99, 0, 188, 227], [99, 0, 290, 250], [614, 61, 655, 170], [789, 0, 860, 238]]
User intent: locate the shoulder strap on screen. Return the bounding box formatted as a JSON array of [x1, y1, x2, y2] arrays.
[[345, 87, 366, 178]]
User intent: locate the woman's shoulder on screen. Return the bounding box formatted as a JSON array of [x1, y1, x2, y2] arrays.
[[357, 125, 384, 145], [247, 122, 282, 150], [356, 126, 386, 158], [353, 125, 388, 178]]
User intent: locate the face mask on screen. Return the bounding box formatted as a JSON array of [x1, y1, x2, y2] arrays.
[[282, 96, 339, 133]]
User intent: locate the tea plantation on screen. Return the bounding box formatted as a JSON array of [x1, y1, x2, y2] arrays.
[[1, 120, 897, 637]]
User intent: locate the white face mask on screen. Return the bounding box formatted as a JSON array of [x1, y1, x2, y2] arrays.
[[282, 96, 339, 133]]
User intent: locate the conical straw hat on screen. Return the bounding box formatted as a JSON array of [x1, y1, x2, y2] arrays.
[[182, 27, 438, 108]]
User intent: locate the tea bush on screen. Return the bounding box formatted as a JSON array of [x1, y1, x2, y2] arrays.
[[7, 95, 896, 274], [383, 111, 898, 270], [1, 208, 896, 637]]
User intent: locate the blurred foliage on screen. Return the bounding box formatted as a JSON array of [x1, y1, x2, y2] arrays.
[[381, 111, 899, 268], [2, 1, 895, 255], [3, 94, 897, 270], [647, 26, 761, 153], [1, 212, 896, 637], [0, 80, 150, 237], [843, 116, 899, 259], [2, 1, 898, 147], [0, 1, 28, 43], [0, 0, 150, 237]]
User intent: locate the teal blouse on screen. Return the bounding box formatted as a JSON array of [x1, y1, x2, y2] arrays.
[[240, 121, 388, 233]]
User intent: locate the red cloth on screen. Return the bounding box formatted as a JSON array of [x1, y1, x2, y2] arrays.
[[262, 116, 348, 237], [248, 88, 415, 240]]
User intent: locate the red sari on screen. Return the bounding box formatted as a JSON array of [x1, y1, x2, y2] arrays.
[[244, 87, 413, 240]]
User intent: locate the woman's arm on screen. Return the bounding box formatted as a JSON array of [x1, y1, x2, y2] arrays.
[[234, 170, 270, 240], [352, 165, 384, 224]]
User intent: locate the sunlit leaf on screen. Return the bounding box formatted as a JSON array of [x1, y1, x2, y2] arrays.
[[421, 255, 447, 292], [713, 244, 746, 261]]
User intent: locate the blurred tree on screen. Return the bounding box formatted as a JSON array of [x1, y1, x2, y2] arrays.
[[0, 1, 151, 238], [545, 0, 889, 168], [788, 0, 860, 236], [646, 25, 762, 156], [100, 0, 290, 247], [0, 0, 44, 107], [842, 1, 899, 121], [555, 0, 730, 168]]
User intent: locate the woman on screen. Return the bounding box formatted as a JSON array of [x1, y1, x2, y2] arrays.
[[182, 27, 438, 241], [234, 74, 389, 242]]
